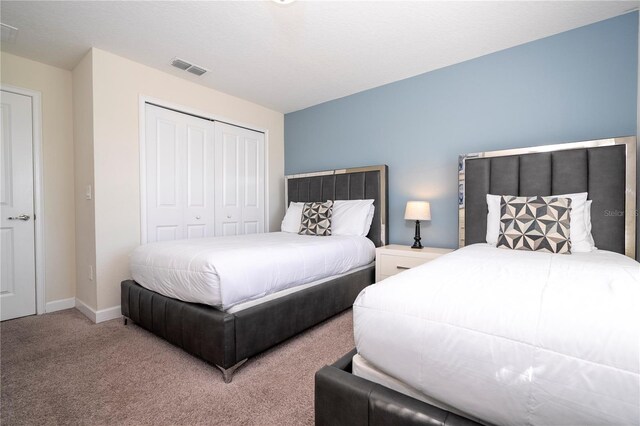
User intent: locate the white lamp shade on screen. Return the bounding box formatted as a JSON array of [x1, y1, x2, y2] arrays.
[[404, 201, 431, 221]]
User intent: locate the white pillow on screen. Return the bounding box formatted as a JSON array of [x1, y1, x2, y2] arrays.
[[486, 192, 595, 252], [486, 195, 502, 246], [363, 204, 375, 236], [332, 199, 375, 236], [281, 202, 305, 233], [585, 200, 596, 250]]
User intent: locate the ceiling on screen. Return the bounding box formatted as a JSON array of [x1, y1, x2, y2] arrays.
[[1, 1, 637, 113]]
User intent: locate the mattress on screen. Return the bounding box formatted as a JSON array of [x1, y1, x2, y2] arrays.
[[353, 243, 640, 426], [130, 232, 375, 311], [227, 262, 373, 313]]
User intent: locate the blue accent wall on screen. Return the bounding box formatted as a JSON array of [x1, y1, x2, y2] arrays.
[[285, 13, 638, 249]]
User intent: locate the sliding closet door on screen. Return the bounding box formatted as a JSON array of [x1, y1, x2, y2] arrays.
[[145, 104, 215, 242], [214, 122, 265, 236]]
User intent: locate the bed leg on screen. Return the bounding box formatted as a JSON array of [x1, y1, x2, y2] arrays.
[[215, 358, 248, 384], [123, 317, 128, 326]]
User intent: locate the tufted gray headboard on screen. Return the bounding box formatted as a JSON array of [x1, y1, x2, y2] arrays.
[[285, 165, 388, 247], [458, 137, 636, 258]]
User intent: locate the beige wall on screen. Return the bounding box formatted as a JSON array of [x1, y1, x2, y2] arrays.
[[90, 48, 285, 310], [0, 52, 76, 303], [0, 48, 285, 313], [72, 50, 98, 309]]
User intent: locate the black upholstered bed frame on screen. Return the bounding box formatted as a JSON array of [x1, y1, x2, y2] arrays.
[[122, 165, 388, 383], [315, 350, 482, 426], [315, 137, 637, 426]]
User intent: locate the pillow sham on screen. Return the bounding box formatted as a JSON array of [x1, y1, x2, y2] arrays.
[[281, 202, 305, 233], [486, 192, 594, 252], [332, 199, 375, 236], [364, 204, 375, 236], [585, 200, 596, 249], [299, 201, 334, 236], [497, 195, 572, 254]]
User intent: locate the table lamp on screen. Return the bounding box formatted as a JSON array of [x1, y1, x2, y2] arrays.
[[404, 201, 431, 249]]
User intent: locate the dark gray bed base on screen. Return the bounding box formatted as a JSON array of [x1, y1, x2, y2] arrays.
[[122, 265, 374, 382], [315, 349, 484, 426]]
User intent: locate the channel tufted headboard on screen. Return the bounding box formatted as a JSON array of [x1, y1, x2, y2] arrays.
[[458, 136, 636, 258], [285, 165, 388, 247]]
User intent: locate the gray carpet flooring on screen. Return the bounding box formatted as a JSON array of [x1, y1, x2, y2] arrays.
[[1, 308, 355, 425]]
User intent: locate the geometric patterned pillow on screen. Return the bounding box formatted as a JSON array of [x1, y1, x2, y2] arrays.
[[496, 195, 572, 254], [299, 200, 334, 236]]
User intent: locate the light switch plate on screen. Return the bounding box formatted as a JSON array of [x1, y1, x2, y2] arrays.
[[85, 185, 92, 200]]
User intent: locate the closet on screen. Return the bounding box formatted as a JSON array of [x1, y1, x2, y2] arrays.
[[143, 103, 265, 243]]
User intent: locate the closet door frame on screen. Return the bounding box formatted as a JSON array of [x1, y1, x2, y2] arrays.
[[138, 95, 270, 244]]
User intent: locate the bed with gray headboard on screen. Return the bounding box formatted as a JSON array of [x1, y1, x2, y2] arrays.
[[315, 136, 638, 426], [122, 164, 387, 383]]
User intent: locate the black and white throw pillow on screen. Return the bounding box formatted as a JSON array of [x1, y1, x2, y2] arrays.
[[497, 195, 572, 254], [299, 201, 334, 236]]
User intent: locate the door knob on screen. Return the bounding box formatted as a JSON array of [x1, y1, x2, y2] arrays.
[[8, 214, 30, 221], [195, 216, 201, 220]]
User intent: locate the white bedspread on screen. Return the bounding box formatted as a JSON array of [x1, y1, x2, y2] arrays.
[[130, 232, 375, 311], [353, 244, 640, 426]]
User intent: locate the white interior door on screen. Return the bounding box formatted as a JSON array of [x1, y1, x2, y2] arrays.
[[1, 90, 36, 321], [214, 122, 265, 236], [145, 104, 215, 242]]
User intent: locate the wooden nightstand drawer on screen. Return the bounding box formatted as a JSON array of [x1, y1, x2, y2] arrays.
[[375, 245, 454, 282], [378, 254, 431, 276]]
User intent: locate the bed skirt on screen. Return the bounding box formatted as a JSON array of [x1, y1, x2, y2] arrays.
[[121, 265, 374, 374], [315, 349, 483, 426]]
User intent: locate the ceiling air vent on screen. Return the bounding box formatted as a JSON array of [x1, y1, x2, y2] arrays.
[[170, 57, 208, 77], [186, 65, 207, 76], [171, 58, 191, 70]]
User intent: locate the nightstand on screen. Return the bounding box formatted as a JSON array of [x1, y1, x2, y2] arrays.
[[375, 244, 453, 282]]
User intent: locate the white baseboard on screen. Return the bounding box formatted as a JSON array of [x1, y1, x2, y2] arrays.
[[75, 298, 121, 323], [74, 298, 96, 322], [45, 297, 76, 313], [95, 305, 122, 323]]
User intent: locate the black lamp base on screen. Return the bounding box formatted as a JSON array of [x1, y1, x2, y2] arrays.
[[411, 220, 423, 249]]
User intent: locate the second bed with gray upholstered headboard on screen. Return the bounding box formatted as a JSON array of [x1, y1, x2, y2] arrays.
[[316, 136, 639, 426]]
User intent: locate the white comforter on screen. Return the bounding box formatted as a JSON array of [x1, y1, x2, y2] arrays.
[[353, 244, 640, 426], [130, 232, 375, 310]]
